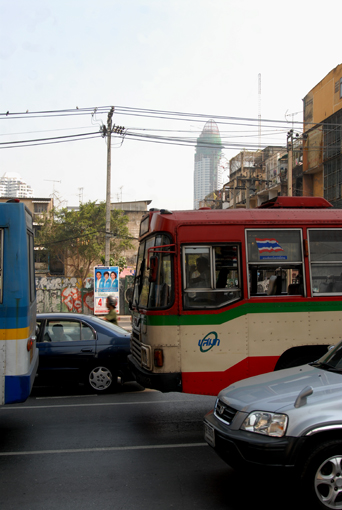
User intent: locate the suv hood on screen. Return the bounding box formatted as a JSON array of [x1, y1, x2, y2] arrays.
[[218, 364, 342, 414]]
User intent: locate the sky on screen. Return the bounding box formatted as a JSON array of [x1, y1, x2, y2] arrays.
[[1, 0, 341, 211]]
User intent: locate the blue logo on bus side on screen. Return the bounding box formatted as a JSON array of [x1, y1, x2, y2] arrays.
[[198, 331, 220, 353]]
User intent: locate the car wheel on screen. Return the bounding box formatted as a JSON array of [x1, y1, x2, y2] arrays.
[[88, 365, 115, 393], [303, 440, 342, 509]]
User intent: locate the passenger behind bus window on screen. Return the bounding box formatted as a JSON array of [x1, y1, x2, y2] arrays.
[[249, 265, 304, 296]]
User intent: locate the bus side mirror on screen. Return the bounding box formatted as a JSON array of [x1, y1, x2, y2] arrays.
[[149, 256, 158, 283]]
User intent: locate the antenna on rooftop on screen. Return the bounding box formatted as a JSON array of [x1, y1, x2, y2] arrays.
[[44, 179, 62, 208], [78, 187, 84, 204], [258, 73, 261, 150]]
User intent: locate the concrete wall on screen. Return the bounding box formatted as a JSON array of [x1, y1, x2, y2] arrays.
[[36, 275, 134, 315], [36, 276, 94, 314]]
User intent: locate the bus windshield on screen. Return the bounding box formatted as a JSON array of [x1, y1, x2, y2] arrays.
[[132, 234, 173, 309]]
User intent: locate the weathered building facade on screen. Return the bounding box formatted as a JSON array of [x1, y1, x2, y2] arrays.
[[303, 63, 342, 207]]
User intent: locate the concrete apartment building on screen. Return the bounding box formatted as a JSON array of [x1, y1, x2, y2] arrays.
[[111, 200, 151, 267], [303, 63, 342, 207], [0, 172, 34, 198], [200, 64, 342, 211]]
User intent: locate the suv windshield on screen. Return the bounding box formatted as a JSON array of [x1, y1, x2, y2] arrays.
[[311, 342, 342, 372]]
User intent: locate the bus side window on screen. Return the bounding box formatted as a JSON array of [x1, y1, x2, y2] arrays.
[[309, 230, 342, 295], [247, 229, 304, 298], [183, 245, 241, 309], [249, 265, 304, 296]]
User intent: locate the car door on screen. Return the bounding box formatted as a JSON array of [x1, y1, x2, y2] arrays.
[[37, 318, 96, 380]]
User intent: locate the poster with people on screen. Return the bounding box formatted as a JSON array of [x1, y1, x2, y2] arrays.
[[94, 266, 119, 315]]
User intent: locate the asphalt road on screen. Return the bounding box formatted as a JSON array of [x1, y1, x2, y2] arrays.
[[0, 383, 298, 510]]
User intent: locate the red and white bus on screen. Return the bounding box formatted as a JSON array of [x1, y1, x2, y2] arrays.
[[128, 196, 342, 396]]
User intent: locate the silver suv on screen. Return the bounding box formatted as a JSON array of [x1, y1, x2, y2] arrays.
[[204, 343, 342, 509]]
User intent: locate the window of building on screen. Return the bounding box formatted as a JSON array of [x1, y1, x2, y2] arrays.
[[247, 229, 304, 297], [309, 229, 342, 294], [183, 244, 241, 308], [34, 203, 48, 213]]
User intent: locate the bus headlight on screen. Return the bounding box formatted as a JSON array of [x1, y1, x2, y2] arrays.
[[240, 411, 288, 437]]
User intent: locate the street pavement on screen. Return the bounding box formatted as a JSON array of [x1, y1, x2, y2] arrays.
[[0, 383, 298, 510], [117, 315, 132, 332]]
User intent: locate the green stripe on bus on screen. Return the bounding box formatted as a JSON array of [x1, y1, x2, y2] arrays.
[[145, 300, 342, 326]]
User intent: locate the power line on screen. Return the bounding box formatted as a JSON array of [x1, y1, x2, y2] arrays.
[[0, 131, 102, 149], [1, 105, 342, 130], [1, 104, 341, 153], [0, 106, 112, 120]]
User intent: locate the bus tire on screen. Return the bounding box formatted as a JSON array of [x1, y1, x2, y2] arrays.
[[276, 356, 314, 370], [274, 346, 329, 371]]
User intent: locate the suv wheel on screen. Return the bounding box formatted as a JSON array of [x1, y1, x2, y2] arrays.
[[303, 440, 342, 509]]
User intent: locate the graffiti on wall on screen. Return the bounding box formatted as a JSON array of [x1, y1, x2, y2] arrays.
[[36, 277, 94, 314]]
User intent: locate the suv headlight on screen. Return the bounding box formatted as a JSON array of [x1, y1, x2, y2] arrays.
[[241, 411, 288, 437]]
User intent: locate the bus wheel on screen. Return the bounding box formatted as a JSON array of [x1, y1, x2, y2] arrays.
[[275, 355, 320, 370], [279, 357, 313, 369], [87, 365, 115, 393], [302, 440, 342, 509]]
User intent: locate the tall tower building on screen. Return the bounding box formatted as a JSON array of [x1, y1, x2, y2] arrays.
[[194, 120, 223, 209]]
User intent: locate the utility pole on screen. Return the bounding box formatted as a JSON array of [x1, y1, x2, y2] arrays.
[[105, 107, 114, 266], [246, 181, 250, 209]]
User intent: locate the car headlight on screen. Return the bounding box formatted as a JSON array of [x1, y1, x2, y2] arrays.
[[241, 411, 288, 437]]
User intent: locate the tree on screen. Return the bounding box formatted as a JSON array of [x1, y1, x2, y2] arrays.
[[36, 201, 133, 280], [100, 255, 128, 273]]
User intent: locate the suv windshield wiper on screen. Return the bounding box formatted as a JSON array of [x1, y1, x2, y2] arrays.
[[310, 361, 342, 373]]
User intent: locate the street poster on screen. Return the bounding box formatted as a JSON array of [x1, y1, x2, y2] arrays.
[[94, 265, 120, 315]]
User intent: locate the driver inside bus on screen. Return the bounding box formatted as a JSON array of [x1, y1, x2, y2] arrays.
[[190, 256, 210, 288]]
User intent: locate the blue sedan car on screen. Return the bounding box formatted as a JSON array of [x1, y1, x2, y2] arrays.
[[35, 313, 132, 392]]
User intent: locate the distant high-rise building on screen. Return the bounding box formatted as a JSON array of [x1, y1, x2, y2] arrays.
[[0, 172, 34, 198], [194, 120, 223, 209]]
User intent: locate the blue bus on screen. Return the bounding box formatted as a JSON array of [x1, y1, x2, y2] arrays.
[[0, 200, 38, 404]]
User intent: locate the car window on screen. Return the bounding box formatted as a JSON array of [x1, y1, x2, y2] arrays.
[[88, 315, 129, 334], [44, 320, 82, 342], [36, 320, 43, 342], [81, 322, 96, 340]]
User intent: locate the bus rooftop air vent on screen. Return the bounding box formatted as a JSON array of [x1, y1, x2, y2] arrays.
[[258, 196, 332, 209]]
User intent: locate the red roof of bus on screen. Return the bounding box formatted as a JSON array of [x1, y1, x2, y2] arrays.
[[145, 198, 342, 236]]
